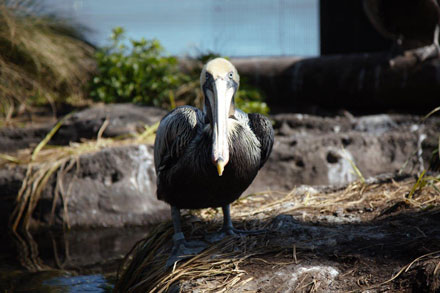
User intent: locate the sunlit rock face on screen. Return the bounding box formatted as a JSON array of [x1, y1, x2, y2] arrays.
[[0, 144, 169, 230], [249, 113, 438, 193], [39, 144, 169, 228]]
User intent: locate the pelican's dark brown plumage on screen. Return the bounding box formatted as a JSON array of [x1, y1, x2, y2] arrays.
[[155, 107, 272, 208], [153, 58, 274, 265]]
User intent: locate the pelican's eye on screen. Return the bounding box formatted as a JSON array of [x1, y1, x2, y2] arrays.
[[228, 72, 234, 79]]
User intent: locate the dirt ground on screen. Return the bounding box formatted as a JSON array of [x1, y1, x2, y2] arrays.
[[116, 176, 440, 292]]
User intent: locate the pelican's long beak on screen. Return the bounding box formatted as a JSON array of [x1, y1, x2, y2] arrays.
[[211, 78, 234, 176]]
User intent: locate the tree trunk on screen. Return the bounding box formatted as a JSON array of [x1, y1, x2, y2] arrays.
[[233, 50, 440, 114]]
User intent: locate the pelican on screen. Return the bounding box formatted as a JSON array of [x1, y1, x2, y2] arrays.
[[363, 0, 440, 62], [154, 58, 274, 264]]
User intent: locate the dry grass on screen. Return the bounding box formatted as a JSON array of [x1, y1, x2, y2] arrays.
[[0, 0, 95, 121], [115, 176, 440, 292], [235, 176, 440, 221], [5, 116, 158, 232], [115, 224, 285, 293]]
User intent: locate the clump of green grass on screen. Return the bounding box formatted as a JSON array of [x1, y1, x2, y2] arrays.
[[404, 107, 440, 199], [0, 0, 95, 121]]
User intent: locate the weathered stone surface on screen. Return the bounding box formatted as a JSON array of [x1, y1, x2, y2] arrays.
[[0, 166, 25, 228], [0, 104, 166, 152], [0, 144, 168, 230], [34, 144, 169, 228], [249, 113, 438, 193], [1, 105, 438, 229], [53, 103, 166, 145]]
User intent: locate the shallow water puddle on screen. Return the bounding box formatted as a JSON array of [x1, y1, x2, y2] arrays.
[[0, 226, 151, 292]]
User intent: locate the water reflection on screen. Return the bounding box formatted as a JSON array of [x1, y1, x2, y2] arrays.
[[0, 226, 151, 291], [12, 229, 50, 272], [43, 274, 113, 292]]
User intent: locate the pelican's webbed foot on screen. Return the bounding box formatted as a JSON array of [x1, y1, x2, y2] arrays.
[[166, 232, 207, 268], [166, 206, 207, 268]]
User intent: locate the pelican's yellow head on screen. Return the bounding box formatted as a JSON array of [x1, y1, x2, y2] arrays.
[[200, 58, 240, 176], [200, 58, 240, 89]]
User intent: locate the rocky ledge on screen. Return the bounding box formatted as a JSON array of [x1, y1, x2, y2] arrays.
[[0, 104, 438, 230]]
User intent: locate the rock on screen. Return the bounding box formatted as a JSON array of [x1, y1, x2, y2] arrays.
[[35, 144, 169, 228], [224, 263, 340, 293], [0, 166, 26, 228], [0, 104, 166, 152], [0, 144, 169, 231], [53, 104, 166, 145], [0, 127, 48, 153], [354, 114, 398, 134], [1, 105, 439, 230], [249, 113, 438, 192]]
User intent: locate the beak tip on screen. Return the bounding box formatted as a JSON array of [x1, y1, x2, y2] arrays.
[[216, 160, 225, 176]]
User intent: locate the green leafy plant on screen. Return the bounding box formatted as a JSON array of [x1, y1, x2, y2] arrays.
[[235, 78, 269, 115], [90, 27, 183, 108], [90, 31, 269, 114]]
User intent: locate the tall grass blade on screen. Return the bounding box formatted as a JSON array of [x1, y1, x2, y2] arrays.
[[422, 106, 440, 122], [342, 149, 366, 184], [31, 113, 71, 161], [408, 170, 427, 199]]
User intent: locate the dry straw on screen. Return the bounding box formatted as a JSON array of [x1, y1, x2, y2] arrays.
[[5, 116, 159, 232], [115, 176, 440, 292]]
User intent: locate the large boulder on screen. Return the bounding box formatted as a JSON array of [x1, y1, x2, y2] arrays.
[[20, 145, 167, 229], [47, 144, 168, 228]]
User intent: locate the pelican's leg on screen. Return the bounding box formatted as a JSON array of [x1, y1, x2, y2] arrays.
[[221, 204, 238, 235], [205, 204, 266, 243], [221, 204, 266, 235], [166, 206, 206, 268], [171, 205, 184, 244]]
